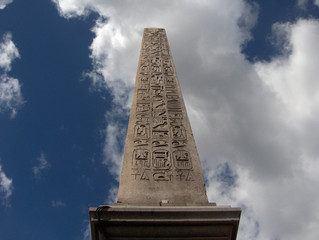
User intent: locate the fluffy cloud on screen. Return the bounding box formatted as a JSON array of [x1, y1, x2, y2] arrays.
[[52, 0, 91, 18], [0, 32, 19, 72], [256, 20, 319, 121], [53, 0, 319, 239], [244, 19, 319, 239], [0, 33, 23, 118], [105, 185, 118, 204], [0, 74, 23, 118], [0, 164, 13, 206], [0, 0, 13, 10], [102, 109, 128, 179], [33, 152, 50, 178]]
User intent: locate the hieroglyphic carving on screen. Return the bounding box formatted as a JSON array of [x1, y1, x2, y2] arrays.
[[172, 140, 187, 148], [152, 130, 169, 141], [167, 99, 182, 112], [131, 28, 193, 182], [152, 149, 171, 169], [134, 139, 148, 147], [132, 169, 151, 181], [171, 125, 186, 140], [153, 171, 172, 181], [151, 74, 164, 86], [173, 150, 192, 170], [136, 112, 150, 124], [132, 149, 150, 169], [139, 76, 149, 90], [134, 124, 149, 139], [152, 140, 168, 148], [137, 89, 150, 102], [136, 103, 150, 112]]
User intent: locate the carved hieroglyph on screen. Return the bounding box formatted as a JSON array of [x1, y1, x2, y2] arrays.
[[117, 28, 208, 206]]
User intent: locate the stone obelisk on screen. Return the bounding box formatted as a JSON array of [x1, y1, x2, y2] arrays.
[[90, 28, 241, 240], [117, 28, 208, 206]]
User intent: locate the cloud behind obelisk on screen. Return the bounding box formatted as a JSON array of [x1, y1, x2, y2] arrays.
[[52, 1, 319, 239]]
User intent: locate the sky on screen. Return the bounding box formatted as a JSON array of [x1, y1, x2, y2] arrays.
[[1, 0, 319, 239]]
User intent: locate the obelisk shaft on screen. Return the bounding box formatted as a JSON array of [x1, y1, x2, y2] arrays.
[[117, 28, 208, 206]]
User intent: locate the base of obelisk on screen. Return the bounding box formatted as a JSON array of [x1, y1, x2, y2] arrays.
[[89, 205, 241, 240]]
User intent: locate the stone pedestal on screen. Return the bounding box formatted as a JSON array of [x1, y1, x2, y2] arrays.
[[90, 205, 241, 240]]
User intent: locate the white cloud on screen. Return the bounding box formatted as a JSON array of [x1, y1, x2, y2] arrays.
[[0, 0, 13, 10], [0, 163, 13, 206], [0, 33, 20, 72], [52, 0, 91, 18], [33, 152, 50, 178], [256, 20, 319, 121], [0, 74, 24, 118], [105, 184, 118, 204], [51, 200, 66, 207], [102, 108, 128, 179], [0, 33, 24, 118], [53, 1, 319, 239], [245, 19, 319, 239]]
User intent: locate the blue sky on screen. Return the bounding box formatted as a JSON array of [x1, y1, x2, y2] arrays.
[[1, 0, 319, 239]]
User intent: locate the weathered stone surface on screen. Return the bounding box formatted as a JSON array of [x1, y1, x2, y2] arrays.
[[117, 28, 208, 206]]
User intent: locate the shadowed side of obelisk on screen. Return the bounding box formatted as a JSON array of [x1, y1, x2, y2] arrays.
[[116, 28, 208, 206]]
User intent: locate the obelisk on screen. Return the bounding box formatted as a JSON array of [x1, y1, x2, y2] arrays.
[[89, 28, 241, 240], [117, 28, 208, 206]]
